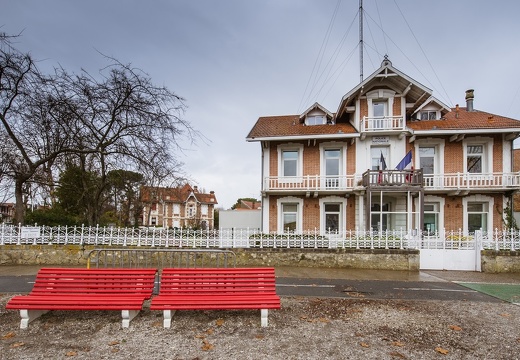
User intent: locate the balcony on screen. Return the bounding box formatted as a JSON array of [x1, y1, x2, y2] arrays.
[[263, 175, 359, 195], [423, 172, 520, 194], [262, 171, 520, 195], [361, 116, 405, 132]]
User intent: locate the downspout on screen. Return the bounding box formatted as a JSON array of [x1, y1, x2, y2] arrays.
[[260, 142, 265, 232]]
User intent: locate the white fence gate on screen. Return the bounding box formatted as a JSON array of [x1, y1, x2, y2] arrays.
[[419, 231, 483, 271]]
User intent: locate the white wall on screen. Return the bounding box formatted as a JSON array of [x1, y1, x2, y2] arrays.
[[219, 210, 261, 230]]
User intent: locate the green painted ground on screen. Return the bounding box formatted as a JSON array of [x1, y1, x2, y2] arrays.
[[457, 283, 520, 304]]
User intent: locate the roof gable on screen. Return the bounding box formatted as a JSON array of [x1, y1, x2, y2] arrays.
[[335, 57, 433, 118]]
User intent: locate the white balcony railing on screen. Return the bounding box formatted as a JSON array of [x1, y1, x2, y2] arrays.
[[362, 116, 405, 132], [423, 172, 520, 191], [263, 172, 520, 193], [263, 175, 359, 192]]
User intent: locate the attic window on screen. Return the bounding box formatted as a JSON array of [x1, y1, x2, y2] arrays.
[[306, 115, 326, 126], [420, 111, 438, 120]]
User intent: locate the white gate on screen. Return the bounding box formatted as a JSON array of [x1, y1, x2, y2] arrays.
[[419, 231, 482, 271]]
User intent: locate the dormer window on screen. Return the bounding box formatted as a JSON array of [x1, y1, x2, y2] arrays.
[[306, 115, 326, 126], [420, 111, 438, 120]]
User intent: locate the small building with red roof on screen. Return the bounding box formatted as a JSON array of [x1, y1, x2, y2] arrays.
[[140, 184, 217, 229]]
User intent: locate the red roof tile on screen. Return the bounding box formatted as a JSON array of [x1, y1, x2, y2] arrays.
[[408, 107, 520, 131], [247, 115, 358, 139], [140, 184, 217, 204]]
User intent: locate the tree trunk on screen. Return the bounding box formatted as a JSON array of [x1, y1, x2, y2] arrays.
[[14, 178, 26, 225]]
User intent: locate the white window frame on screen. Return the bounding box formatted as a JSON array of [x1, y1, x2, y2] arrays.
[[463, 138, 492, 175], [463, 195, 493, 234], [173, 204, 180, 215], [420, 110, 439, 120], [306, 115, 326, 126], [366, 89, 395, 117], [277, 196, 303, 233], [370, 146, 390, 171], [319, 196, 347, 234], [277, 144, 303, 180], [414, 139, 445, 188], [320, 142, 347, 188], [201, 204, 208, 216], [420, 196, 445, 233], [186, 202, 196, 218]]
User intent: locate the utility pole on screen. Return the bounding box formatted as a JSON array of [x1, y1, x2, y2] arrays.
[[359, 0, 364, 82]]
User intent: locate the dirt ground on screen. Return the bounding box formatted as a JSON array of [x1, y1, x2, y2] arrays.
[[1, 293, 519, 360]]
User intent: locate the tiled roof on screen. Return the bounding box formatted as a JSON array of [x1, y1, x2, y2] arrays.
[[408, 107, 520, 131], [247, 115, 358, 139], [140, 184, 217, 204]]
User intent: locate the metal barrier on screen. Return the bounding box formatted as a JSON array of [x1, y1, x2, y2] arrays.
[[87, 248, 236, 269]]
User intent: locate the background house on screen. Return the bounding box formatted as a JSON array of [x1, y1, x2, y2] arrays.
[[140, 184, 217, 229], [247, 58, 520, 235]]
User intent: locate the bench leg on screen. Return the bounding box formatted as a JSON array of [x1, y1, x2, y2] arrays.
[[121, 310, 140, 328], [163, 310, 177, 328], [261, 309, 268, 327], [19, 309, 49, 329]]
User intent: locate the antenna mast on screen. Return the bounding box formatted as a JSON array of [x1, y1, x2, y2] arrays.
[[359, 0, 363, 82]]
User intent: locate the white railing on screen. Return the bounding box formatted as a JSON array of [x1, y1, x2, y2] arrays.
[[264, 171, 520, 192], [423, 172, 520, 191], [263, 175, 360, 192], [0, 224, 517, 251], [362, 116, 405, 132]]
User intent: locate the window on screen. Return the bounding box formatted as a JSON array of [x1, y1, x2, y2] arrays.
[[467, 202, 488, 232], [173, 204, 180, 215], [325, 149, 340, 187], [371, 202, 389, 231], [282, 150, 298, 177], [282, 204, 298, 232], [423, 203, 439, 233], [201, 204, 208, 216], [150, 217, 157, 226], [371, 147, 389, 171], [187, 203, 196, 218], [420, 111, 437, 120], [306, 115, 326, 125], [324, 203, 341, 232], [373, 101, 386, 117], [420, 147, 435, 186], [467, 145, 483, 173]]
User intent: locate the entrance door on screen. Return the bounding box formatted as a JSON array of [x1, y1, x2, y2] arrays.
[[370, 203, 388, 231]]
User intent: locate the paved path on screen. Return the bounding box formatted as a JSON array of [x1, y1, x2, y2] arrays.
[[1, 265, 519, 303]]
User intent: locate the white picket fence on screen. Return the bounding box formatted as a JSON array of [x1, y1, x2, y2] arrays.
[[0, 224, 517, 251]]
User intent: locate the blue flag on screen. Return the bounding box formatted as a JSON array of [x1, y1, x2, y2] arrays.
[[396, 150, 412, 171]]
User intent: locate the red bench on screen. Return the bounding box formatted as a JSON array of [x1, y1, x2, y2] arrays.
[[150, 267, 281, 328], [6, 267, 157, 328]]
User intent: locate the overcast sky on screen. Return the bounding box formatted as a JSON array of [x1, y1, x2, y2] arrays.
[[3, 0, 520, 209]]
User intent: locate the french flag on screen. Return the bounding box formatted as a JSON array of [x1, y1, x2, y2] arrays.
[[396, 150, 412, 171]]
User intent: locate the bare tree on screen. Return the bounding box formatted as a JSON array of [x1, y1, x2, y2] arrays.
[[57, 59, 194, 225], [0, 40, 75, 223], [1, 38, 195, 225]]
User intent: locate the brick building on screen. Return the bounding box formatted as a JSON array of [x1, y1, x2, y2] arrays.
[[140, 184, 217, 229], [247, 58, 520, 234]]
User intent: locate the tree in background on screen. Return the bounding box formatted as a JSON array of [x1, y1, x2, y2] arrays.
[[0, 36, 195, 224], [231, 198, 260, 210], [107, 169, 144, 227]]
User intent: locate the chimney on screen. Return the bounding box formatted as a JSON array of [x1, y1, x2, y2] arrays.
[[465, 89, 474, 112]]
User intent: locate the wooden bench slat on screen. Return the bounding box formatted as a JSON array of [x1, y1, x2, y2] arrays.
[[152, 267, 280, 328], [6, 267, 158, 328]]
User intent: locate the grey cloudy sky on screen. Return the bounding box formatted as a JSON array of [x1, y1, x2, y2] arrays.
[[3, 0, 520, 209]]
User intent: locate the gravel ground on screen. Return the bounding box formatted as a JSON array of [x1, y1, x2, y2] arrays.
[[1, 293, 519, 360]]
